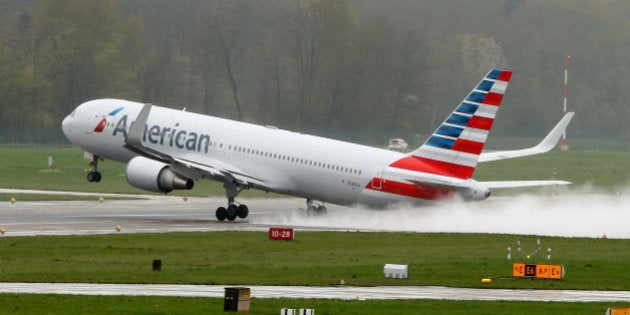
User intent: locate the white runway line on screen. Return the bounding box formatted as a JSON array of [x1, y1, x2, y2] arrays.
[[1, 283, 630, 302]]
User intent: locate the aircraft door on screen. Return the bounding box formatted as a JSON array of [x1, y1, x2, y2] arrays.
[[370, 167, 384, 190]]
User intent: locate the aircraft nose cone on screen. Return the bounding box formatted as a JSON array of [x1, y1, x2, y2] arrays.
[[61, 114, 73, 139], [61, 116, 69, 134]]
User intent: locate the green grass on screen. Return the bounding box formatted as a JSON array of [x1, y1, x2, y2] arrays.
[[0, 147, 276, 198], [1, 232, 629, 291], [475, 150, 630, 191], [1, 232, 629, 313], [0, 294, 618, 315], [0, 148, 628, 199]]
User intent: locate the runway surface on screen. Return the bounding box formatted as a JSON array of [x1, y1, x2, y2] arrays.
[[1, 282, 629, 302], [1, 188, 630, 302], [1, 188, 629, 238]]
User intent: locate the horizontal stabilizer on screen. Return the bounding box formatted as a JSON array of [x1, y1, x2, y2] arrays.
[[482, 180, 571, 189], [479, 112, 575, 162]]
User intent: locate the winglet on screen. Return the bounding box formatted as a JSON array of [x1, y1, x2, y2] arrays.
[[125, 104, 152, 148], [479, 112, 575, 162], [124, 104, 172, 163]]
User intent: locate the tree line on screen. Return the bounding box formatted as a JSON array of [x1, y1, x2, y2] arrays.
[[0, 0, 628, 147]]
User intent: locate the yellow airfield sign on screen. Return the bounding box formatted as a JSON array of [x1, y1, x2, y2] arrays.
[[512, 262, 565, 280]]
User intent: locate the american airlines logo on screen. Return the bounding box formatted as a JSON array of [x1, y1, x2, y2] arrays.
[[93, 107, 124, 133], [112, 114, 211, 153]]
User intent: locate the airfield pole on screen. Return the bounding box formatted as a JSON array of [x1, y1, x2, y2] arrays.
[[560, 54, 570, 151]]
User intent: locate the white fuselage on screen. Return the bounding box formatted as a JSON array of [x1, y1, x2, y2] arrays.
[[62, 99, 484, 207]]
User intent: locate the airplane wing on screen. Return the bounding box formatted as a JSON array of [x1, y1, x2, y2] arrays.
[[478, 112, 575, 162], [124, 104, 269, 189], [172, 155, 268, 188]]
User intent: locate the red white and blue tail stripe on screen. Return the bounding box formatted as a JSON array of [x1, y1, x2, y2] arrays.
[[394, 68, 512, 179]]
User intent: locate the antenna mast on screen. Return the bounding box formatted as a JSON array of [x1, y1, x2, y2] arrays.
[[560, 55, 570, 151]]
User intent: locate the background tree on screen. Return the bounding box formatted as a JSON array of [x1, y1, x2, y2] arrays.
[[0, 0, 628, 148], [34, 0, 139, 115]]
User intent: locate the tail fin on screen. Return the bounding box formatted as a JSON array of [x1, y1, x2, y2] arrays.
[[408, 68, 512, 178]]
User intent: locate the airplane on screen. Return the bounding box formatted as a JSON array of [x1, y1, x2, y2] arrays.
[[61, 68, 574, 221]]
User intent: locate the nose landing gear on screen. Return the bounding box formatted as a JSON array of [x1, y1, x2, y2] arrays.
[[86, 154, 102, 182]]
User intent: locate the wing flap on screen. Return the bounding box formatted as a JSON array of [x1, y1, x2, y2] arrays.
[[173, 156, 268, 188]]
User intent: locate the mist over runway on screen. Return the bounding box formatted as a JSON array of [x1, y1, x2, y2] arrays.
[[1, 187, 629, 239], [262, 189, 630, 239]]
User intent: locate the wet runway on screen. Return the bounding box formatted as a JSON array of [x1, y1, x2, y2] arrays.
[[0, 191, 346, 236], [1, 188, 629, 238]]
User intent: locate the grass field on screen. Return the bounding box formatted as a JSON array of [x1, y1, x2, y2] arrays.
[[1, 232, 629, 314], [0, 147, 277, 199], [0, 147, 628, 200], [475, 150, 630, 189], [1, 232, 629, 290]]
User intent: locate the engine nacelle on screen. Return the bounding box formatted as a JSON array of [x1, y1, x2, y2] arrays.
[[126, 156, 194, 193], [458, 181, 491, 201]]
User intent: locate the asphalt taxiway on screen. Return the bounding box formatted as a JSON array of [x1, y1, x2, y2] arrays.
[[1, 282, 629, 302]]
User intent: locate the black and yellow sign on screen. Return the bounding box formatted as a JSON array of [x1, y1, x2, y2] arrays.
[[512, 262, 564, 279], [607, 307, 630, 315]]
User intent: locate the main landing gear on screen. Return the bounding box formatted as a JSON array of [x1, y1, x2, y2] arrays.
[[306, 199, 327, 217], [216, 182, 249, 221], [87, 155, 102, 182]]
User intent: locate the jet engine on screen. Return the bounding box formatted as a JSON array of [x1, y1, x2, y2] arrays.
[[458, 181, 491, 201], [126, 156, 194, 193]]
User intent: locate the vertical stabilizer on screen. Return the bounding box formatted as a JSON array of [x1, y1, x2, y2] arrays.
[[407, 68, 512, 178]]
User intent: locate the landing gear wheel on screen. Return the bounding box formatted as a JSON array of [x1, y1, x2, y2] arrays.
[[219, 181, 251, 222], [316, 205, 328, 216], [226, 204, 238, 221], [306, 205, 317, 217], [87, 171, 102, 183], [86, 154, 102, 183], [305, 199, 327, 217], [237, 205, 249, 219], [216, 207, 227, 221]]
